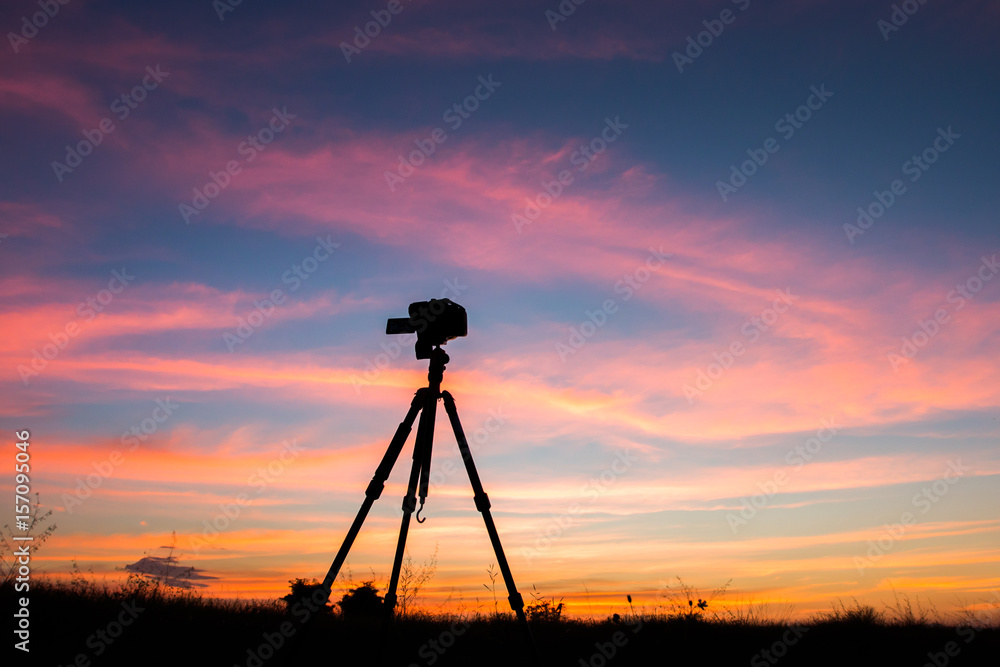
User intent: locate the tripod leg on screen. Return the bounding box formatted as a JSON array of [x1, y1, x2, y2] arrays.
[[441, 391, 542, 666], [383, 384, 438, 615], [318, 390, 425, 600]]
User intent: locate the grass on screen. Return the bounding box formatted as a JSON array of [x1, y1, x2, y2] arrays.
[[4, 574, 998, 667]]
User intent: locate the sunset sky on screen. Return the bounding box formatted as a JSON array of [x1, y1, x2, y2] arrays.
[[2, 0, 998, 620]]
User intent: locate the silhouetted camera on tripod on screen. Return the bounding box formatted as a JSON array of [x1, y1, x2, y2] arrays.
[[315, 298, 540, 664], [385, 298, 467, 359]]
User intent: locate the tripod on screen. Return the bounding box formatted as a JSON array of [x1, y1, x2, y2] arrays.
[[319, 346, 540, 664]]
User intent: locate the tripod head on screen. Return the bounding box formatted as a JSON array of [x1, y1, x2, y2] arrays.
[[424, 345, 449, 382], [386, 298, 467, 359]]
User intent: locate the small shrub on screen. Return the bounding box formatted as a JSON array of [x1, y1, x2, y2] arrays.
[[884, 587, 936, 626], [282, 577, 330, 611], [398, 546, 438, 618], [338, 581, 383, 618], [526, 599, 565, 622], [657, 577, 730, 621], [822, 598, 885, 625], [525, 585, 564, 622]]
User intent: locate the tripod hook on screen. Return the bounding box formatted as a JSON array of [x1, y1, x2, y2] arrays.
[[416, 501, 427, 523]]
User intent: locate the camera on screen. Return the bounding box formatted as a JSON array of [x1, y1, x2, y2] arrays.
[[386, 299, 468, 359]]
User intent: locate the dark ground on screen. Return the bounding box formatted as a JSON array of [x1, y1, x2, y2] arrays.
[[5, 581, 998, 667]]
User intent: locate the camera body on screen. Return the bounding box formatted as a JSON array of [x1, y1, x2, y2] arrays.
[[386, 299, 468, 359]]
